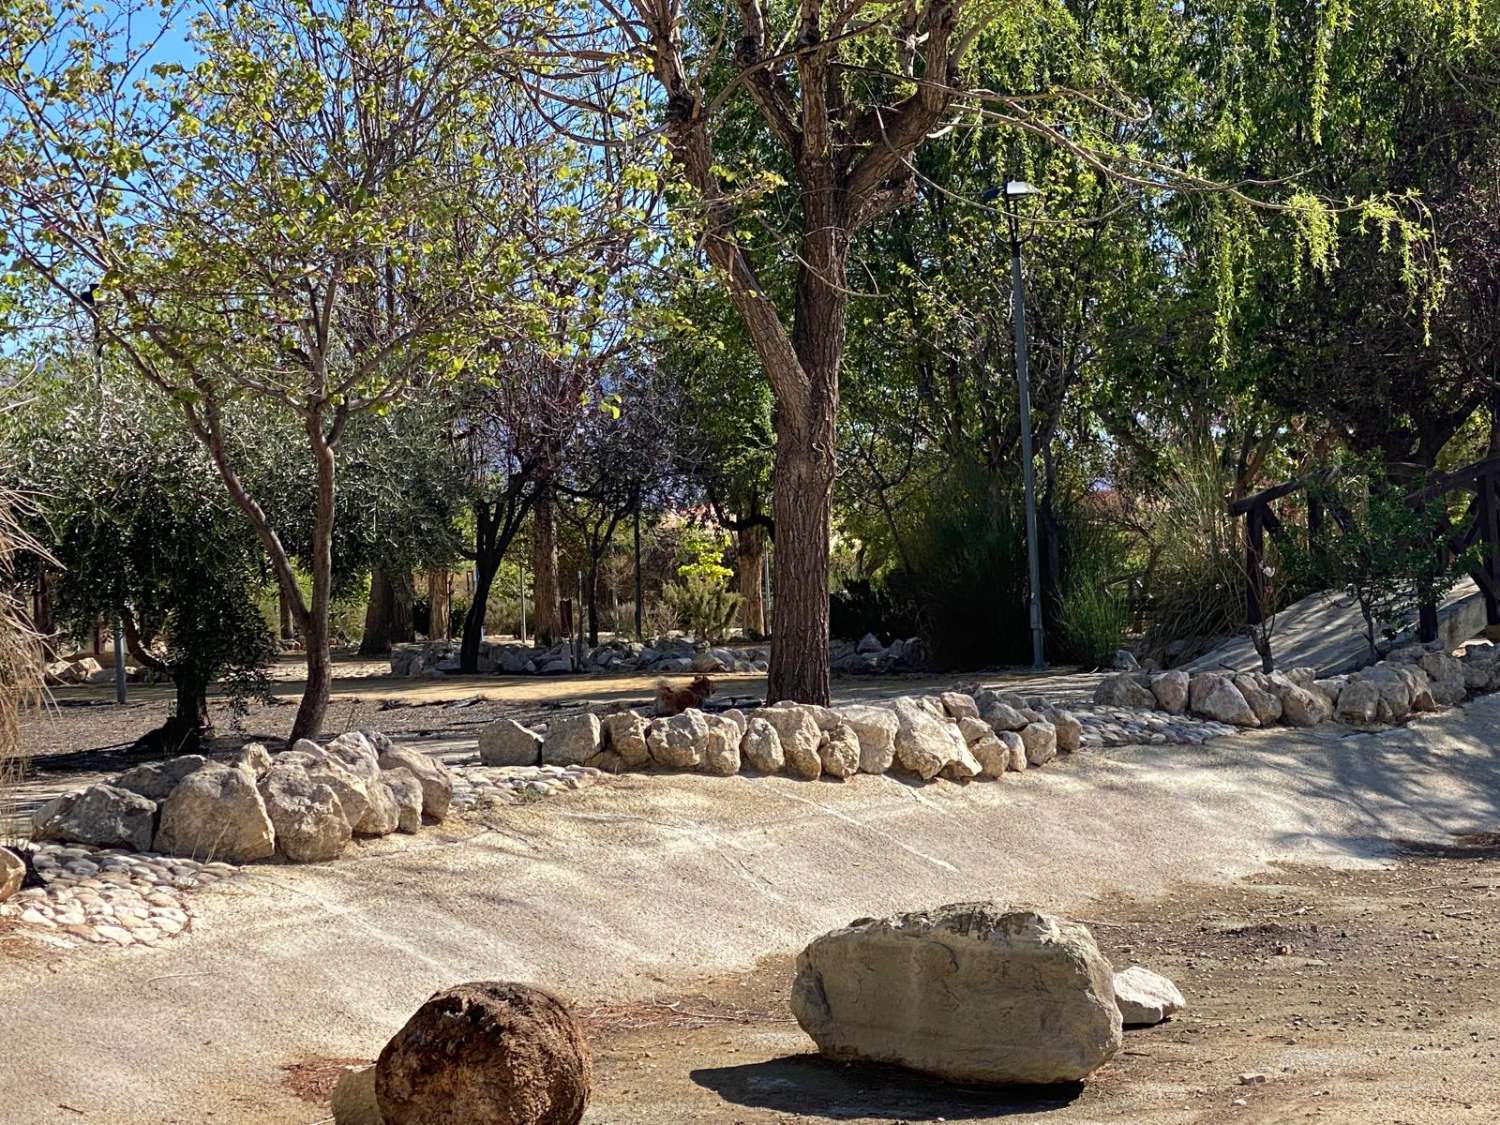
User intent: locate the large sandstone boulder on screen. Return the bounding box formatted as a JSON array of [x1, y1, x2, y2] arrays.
[[739, 717, 784, 774], [258, 763, 351, 863], [600, 712, 650, 768], [1279, 684, 1331, 727], [892, 700, 965, 781], [1113, 966, 1187, 1027], [541, 713, 601, 767], [1149, 671, 1189, 714], [1000, 730, 1027, 772], [939, 691, 980, 720], [1418, 651, 1467, 706], [980, 701, 1029, 733], [375, 982, 592, 1125], [647, 709, 709, 770], [969, 730, 1011, 778], [1048, 709, 1083, 753], [1189, 674, 1258, 726], [1020, 720, 1058, 766], [154, 763, 276, 863], [32, 784, 157, 852], [1336, 679, 1380, 724], [1094, 674, 1157, 710], [818, 724, 861, 780], [1233, 675, 1283, 725], [480, 719, 543, 767], [115, 755, 207, 801], [938, 743, 982, 782], [836, 705, 898, 774], [790, 904, 1122, 1084], [373, 736, 454, 821], [759, 706, 822, 780]]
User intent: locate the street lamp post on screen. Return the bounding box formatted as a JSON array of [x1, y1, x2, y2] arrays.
[[986, 180, 1046, 669]]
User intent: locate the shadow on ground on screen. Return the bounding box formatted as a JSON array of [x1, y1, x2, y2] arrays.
[[690, 1055, 1083, 1120]]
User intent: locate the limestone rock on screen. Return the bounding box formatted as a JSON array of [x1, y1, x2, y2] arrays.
[[154, 763, 276, 863], [1233, 675, 1283, 725], [115, 755, 207, 801], [790, 904, 1122, 1084], [647, 709, 709, 770], [1189, 674, 1259, 726], [259, 763, 351, 863], [375, 981, 592, 1125], [1095, 673, 1158, 709], [375, 740, 454, 822], [739, 717, 784, 774], [892, 700, 965, 780], [231, 743, 273, 777], [818, 724, 862, 780], [382, 768, 425, 833], [701, 716, 742, 776], [541, 713, 601, 767], [1048, 709, 1082, 753], [0, 846, 23, 903], [970, 731, 1011, 778], [1113, 966, 1186, 1026], [1020, 720, 1058, 766], [480, 719, 543, 767], [836, 704, 898, 774], [32, 784, 157, 852], [760, 706, 822, 780], [939, 691, 980, 720], [957, 716, 992, 745], [938, 743, 982, 782], [1336, 679, 1380, 724], [600, 712, 650, 768], [1149, 671, 1190, 714], [1279, 684, 1331, 727], [1001, 730, 1027, 772], [981, 701, 1029, 732]]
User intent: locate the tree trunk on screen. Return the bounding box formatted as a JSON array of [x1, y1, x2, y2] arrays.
[[586, 564, 600, 647], [290, 422, 335, 742], [460, 555, 498, 672], [736, 525, 767, 638], [427, 569, 451, 640], [531, 486, 561, 644], [359, 566, 396, 655], [278, 585, 294, 641], [390, 571, 414, 644], [159, 674, 211, 754]]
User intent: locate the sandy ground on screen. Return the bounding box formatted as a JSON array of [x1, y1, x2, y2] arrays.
[[2, 691, 1498, 1125]]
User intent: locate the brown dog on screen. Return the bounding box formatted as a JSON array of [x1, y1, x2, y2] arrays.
[[655, 675, 716, 717]]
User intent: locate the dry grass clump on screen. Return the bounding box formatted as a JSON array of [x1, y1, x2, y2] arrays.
[[0, 483, 45, 846]]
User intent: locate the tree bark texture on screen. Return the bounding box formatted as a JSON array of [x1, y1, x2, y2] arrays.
[[736, 525, 767, 638], [531, 486, 562, 644], [427, 569, 451, 640]]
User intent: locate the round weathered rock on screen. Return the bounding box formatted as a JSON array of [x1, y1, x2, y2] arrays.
[[1113, 965, 1187, 1027], [739, 717, 784, 774], [480, 719, 543, 767], [817, 723, 861, 780], [375, 981, 592, 1125]]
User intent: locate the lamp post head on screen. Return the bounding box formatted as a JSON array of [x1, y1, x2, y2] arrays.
[[1004, 179, 1041, 200]]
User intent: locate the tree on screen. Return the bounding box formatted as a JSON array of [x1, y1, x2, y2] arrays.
[[0, 0, 541, 737]]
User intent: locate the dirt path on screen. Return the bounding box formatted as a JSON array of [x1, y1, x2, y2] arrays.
[[576, 840, 1500, 1124]]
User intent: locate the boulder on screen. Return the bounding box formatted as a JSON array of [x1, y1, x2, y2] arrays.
[[32, 784, 157, 852], [231, 743, 273, 777], [374, 739, 454, 821], [1361, 663, 1422, 722], [332, 1065, 382, 1125], [939, 691, 980, 721], [1189, 674, 1259, 726], [600, 712, 651, 768], [836, 704, 898, 774], [856, 632, 884, 654], [1336, 679, 1380, 724], [700, 716, 742, 776], [1048, 709, 1082, 753], [115, 755, 208, 801], [154, 763, 276, 863], [1112, 649, 1140, 670], [969, 731, 1011, 778], [981, 702, 1029, 733], [647, 709, 710, 770], [760, 706, 822, 780], [790, 904, 1122, 1084], [1419, 651, 1467, 706], [0, 846, 23, 903], [1233, 675, 1283, 726], [1094, 674, 1157, 710], [938, 743, 982, 782], [259, 763, 351, 863], [480, 719, 543, 767], [541, 713, 601, 767], [1148, 671, 1190, 714], [1019, 720, 1058, 767], [818, 724, 862, 780], [739, 717, 784, 774], [382, 769, 425, 833], [1113, 966, 1187, 1027], [1279, 684, 1331, 727], [375, 981, 592, 1125], [956, 716, 991, 744], [892, 701, 965, 781]]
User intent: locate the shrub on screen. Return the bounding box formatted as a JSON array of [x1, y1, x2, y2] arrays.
[[1053, 519, 1130, 666], [663, 573, 740, 642]]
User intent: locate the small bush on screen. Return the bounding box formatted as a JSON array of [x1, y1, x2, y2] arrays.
[[663, 573, 740, 643], [1053, 520, 1130, 666]]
